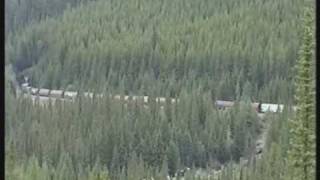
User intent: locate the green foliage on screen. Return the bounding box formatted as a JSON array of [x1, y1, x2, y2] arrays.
[[167, 141, 180, 176], [5, 0, 95, 35], [5, 92, 261, 178], [287, 7, 315, 180], [126, 152, 146, 180], [5, 0, 314, 179], [6, 0, 304, 103]]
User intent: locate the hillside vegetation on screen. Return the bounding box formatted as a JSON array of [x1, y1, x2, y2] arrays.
[[5, 0, 94, 35], [6, 0, 304, 103], [5, 0, 315, 179]]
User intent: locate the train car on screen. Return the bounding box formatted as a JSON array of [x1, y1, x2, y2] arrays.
[[21, 83, 28, 89], [215, 100, 234, 109], [260, 103, 284, 113], [64, 91, 78, 99], [252, 102, 262, 113], [30, 88, 39, 95], [124, 96, 130, 101], [136, 96, 149, 103], [131, 96, 146, 102], [171, 98, 179, 104], [278, 104, 284, 112], [21, 83, 31, 93], [38, 88, 50, 96], [50, 90, 64, 98], [131, 96, 138, 101], [96, 93, 104, 98], [24, 86, 32, 94], [143, 96, 149, 103], [83, 92, 94, 98], [113, 95, 121, 100], [156, 97, 166, 104]]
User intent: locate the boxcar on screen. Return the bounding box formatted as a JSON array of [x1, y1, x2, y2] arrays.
[[143, 96, 149, 103], [30, 88, 39, 95], [261, 104, 284, 113], [38, 89, 50, 96], [50, 90, 64, 98], [83, 92, 94, 98], [64, 91, 78, 99], [156, 97, 166, 104], [113, 95, 121, 100], [215, 100, 234, 109], [252, 102, 262, 112], [171, 98, 179, 104], [21, 83, 31, 93]]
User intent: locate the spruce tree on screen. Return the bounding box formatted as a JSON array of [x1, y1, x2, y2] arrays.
[[287, 8, 315, 180]]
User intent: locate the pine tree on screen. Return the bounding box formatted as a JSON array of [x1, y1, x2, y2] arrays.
[[127, 152, 146, 180], [167, 141, 180, 177], [158, 155, 169, 178], [287, 8, 315, 180]]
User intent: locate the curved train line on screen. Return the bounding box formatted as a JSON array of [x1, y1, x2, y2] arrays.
[[20, 83, 294, 114]]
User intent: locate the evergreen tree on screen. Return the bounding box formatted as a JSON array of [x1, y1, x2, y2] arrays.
[[127, 152, 146, 180], [287, 8, 315, 180], [167, 141, 180, 177], [5, 0, 311, 178]]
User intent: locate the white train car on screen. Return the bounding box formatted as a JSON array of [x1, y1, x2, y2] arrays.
[[143, 96, 149, 103], [96, 93, 104, 98], [171, 98, 179, 104], [50, 90, 64, 98], [38, 89, 50, 96], [30, 88, 39, 95], [21, 83, 31, 93], [215, 100, 234, 109], [156, 97, 166, 104], [124, 96, 130, 101], [260, 103, 284, 113], [138, 96, 149, 103], [83, 92, 94, 98], [64, 91, 78, 99], [131, 96, 148, 104], [113, 95, 121, 100]]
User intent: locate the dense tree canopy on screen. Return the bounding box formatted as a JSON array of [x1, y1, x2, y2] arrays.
[[5, 0, 95, 35], [5, 0, 315, 179], [6, 0, 304, 103], [5, 89, 263, 178]]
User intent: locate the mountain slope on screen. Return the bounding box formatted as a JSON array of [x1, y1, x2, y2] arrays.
[[7, 0, 303, 102]]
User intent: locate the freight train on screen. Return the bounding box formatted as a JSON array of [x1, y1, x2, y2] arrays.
[[21, 83, 288, 113], [21, 83, 177, 104]]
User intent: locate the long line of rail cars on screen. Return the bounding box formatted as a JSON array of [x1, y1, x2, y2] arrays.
[[21, 83, 290, 113], [21, 83, 176, 104]]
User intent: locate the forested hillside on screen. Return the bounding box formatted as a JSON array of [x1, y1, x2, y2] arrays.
[[5, 0, 315, 179], [6, 0, 305, 104], [5, 87, 266, 179], [5, 0, 95, 35]]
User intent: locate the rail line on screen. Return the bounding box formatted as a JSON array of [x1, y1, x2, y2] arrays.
[[20, 82, 294, 114]]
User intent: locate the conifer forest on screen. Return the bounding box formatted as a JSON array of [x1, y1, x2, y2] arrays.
[[5, 0, 316, 179]]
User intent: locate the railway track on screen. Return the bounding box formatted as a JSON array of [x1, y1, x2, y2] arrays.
[[20, 82, 292, 113]]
